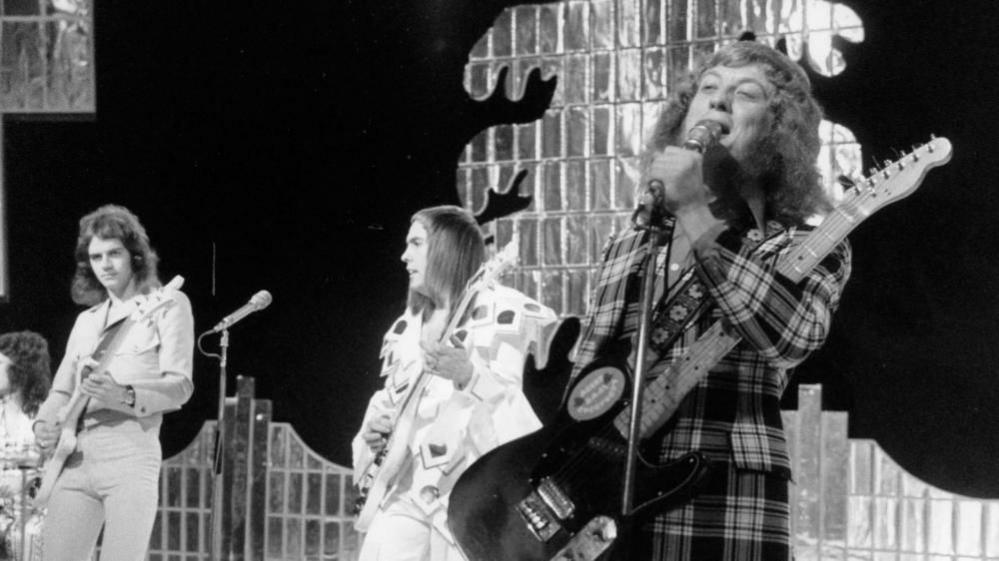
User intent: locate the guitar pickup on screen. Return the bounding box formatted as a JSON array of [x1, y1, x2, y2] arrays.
[[516, 477, 576, 542]]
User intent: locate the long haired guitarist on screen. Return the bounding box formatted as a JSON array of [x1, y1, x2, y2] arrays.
[[569, 41, 853, 560], [352, 206, 557, 561], [32, 204, 194, 561]]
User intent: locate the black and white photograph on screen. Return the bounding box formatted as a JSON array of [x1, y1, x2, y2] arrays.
[[0, 0, 996, 559]]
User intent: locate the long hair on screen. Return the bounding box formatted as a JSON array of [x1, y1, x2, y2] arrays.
[[71, 204, 161, 306], [647, 41, 831, 226], [0, 331, 52, 417], [407, 206, 485, 319]]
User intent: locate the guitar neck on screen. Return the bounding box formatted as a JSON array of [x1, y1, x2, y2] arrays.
[[59, 391, 93, 426], [613, 322, 739, 439], [441, 286, 478, 344], [388, 278, 489, 432], [775, 196, 866, 282]]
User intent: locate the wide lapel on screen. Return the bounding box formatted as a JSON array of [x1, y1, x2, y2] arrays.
[[572, 228, 649, 376]]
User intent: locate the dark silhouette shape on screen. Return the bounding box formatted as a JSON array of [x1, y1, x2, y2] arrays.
[[473, 168, 533, 226]]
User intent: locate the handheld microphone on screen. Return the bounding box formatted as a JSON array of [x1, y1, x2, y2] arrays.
[[681, 120, 726, 153], [633, 120, 726, 229], [211, 290, 272, 333]]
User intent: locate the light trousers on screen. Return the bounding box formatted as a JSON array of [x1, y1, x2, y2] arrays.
[[357, 496, 465, 561], [41, 422, 161, 561]]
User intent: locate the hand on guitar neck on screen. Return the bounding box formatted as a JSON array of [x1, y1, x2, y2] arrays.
[[421, 340, 473, 390], [361, 414, 392, 454], [360, 338, 474, 457]]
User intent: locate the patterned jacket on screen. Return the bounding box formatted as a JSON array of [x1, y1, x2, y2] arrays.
[[352, 284, 558, 540], [571, 220, 851, 477]]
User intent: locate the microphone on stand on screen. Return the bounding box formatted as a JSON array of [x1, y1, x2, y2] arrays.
[[632, 119, 726, 229], [210, 290, 273, 333]]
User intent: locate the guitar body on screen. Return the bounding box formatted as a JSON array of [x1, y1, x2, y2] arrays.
[[521, 317, 579, 426], [354, 391, 422, 531], [449, 374, 710, 561], [32, 425, 79, 508]]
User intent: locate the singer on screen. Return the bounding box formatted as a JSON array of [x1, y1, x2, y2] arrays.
[[32, 205, 194, 561], [572, 41, 852, 560], [351, 206, 557, 561]]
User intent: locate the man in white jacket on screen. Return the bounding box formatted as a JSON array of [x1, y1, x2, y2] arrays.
[[352, 205, 556, 561]]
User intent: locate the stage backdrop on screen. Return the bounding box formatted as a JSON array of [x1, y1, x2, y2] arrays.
[[0, 0, 94, 301], [0, 0, 997, 506]]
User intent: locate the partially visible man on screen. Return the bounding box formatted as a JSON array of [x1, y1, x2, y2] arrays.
[[352, 205, 557, 561], [0, 330, 51, 560], [33, 204, 194, 561], [572, 41, 852, 560]]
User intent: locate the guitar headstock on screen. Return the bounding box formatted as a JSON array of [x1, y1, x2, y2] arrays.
[[479, 235, 520, 287], [131, 275, 185, 321], [446, 238, 520, 337], [852, 136, 952, 214]]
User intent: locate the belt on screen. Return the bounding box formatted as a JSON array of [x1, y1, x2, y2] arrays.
[[76, 409, 130, 432]]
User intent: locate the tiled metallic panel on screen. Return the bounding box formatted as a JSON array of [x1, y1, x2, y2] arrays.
[[458, 0, 864, 315], [148, 381, 996, 560], [153, 425, 360, 561], [263, 423, 359, 561], [0, 0, 94, 112], [784, 385, 999, 561], [150, 422, 214, 561]]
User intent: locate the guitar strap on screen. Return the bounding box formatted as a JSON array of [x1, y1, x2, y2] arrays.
[[631, 224, 770, 375], [85, 314, 129, 380], [73, 313, 129, 431], [621, 261, 712, 374], [646, 267, 711, 359]]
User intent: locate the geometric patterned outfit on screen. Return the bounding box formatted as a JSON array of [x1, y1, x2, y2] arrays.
[[353, 284, 557, 561], [570, 219, 851, 561]]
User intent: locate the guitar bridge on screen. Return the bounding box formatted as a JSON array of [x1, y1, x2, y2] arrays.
[[516, 477, 576, 542]]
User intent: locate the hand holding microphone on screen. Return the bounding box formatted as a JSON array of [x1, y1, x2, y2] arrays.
[[633, 120, 726, 229]]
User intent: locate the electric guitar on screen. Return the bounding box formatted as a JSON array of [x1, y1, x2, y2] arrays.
[[447, 137, 953, 561], [353, 240, 519, 532], [33, 275, 185, 509]]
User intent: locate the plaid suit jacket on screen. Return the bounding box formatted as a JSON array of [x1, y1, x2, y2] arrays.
[[572, 220, 851, 476]]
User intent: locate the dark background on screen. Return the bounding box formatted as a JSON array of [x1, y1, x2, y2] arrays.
[[1, 0, 997, 497]]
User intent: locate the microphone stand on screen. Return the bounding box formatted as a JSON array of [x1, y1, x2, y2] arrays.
[[197, 328, 230, 561], [616, 123, 720, 557], [618, 212, 673, 559]]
